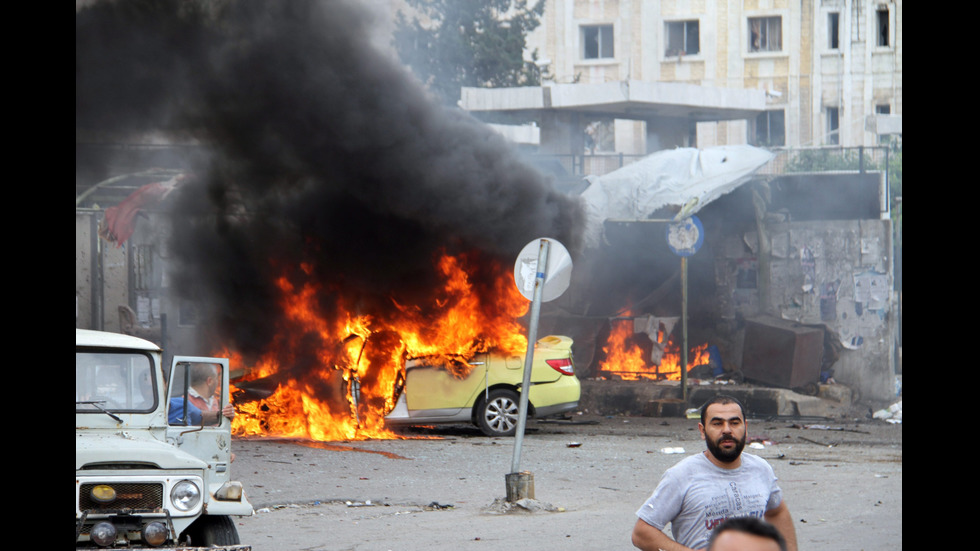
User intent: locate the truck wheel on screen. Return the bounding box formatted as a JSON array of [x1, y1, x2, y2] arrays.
[[476, 389, 521, 437], [184, 515, 241, 546]]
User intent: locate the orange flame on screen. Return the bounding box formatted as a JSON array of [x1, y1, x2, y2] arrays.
[[227, 251, 530, 441], [599, 317, 709, 381]]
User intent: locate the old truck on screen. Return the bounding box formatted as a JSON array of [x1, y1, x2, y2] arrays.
[[75, 328, 253, 549]]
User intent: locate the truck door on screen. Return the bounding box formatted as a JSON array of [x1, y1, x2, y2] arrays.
[[166, 356, 234, 486]]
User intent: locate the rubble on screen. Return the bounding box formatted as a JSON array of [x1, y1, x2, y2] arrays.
[[872, 400, 902, 424], [483, 497, 565, 515]]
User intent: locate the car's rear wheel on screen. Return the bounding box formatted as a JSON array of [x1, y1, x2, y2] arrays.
[[476, 389, 521, 437]]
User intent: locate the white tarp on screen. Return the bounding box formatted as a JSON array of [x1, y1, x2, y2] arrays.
[[579, 145, 775, 248]]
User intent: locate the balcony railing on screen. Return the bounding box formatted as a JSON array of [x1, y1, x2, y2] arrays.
[[530, 145, 895, 181]]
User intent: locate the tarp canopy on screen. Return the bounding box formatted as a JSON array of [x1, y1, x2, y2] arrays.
[[579, 145, 775, 248]]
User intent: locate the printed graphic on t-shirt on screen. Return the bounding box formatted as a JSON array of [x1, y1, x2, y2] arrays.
[[702, 481, 768, 531]]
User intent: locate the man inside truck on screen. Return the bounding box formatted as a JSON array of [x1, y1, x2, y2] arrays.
[[169, 363, 235, 426]]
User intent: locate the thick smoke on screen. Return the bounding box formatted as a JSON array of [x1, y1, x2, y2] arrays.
[[76, 0, 585, 361]]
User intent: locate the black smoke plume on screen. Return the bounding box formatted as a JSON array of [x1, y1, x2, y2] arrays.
[[76, 0, 585, 362]]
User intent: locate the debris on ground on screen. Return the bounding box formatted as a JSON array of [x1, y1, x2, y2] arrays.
[[425, 502, 454, 510], [484, 498, 565, 514], [872, 400, 902, 424]]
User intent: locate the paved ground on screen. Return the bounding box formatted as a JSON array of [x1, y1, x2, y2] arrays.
[[230, 413, 902, 550]]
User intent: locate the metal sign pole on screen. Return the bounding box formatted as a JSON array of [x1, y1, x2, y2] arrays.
[[681, 255, 688, 403], [666, 215, 702, 403], [511, 238, 550, 476]]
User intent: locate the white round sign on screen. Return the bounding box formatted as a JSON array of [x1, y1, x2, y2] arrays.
[[513, 238, 573, 302]]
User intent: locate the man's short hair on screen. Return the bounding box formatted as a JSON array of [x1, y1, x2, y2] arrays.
[[700, 394, 746, 426], [190, 363, 220, 386], [708, 517, 787, 551]]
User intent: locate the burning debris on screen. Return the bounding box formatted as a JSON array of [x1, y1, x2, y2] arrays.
[[597, 313, 711, 382], [77, 0, 584, 441]]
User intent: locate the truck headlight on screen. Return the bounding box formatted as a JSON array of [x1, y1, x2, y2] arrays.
[[90, 484, 117, 504], [170, 480, 202, 512], [142, 521, 169, 546], [90, 521, 117, 547]]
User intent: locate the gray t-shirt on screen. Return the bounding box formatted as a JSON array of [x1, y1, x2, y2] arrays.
[[635, 451, 783, 549]]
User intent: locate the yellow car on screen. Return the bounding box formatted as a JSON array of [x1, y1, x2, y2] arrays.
[[385, 335, 581, 436]]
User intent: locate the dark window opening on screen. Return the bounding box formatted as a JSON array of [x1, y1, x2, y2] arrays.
[[666, 20, 700, 56], [749, 16, 782, 52], [828, 12, 840, 49], [826, 107, 840, 145], [583, 25, 614, 59], [753, 110, 785, 147], [876, 7, 889, 47]]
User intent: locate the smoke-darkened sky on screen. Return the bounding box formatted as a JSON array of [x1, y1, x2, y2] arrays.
[[76, 0, 585, 358]]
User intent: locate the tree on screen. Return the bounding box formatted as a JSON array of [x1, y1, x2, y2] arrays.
[[392, 0, 547, 106]]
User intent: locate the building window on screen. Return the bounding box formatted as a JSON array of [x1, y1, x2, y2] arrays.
[[826, 107, 840, 145], [749, 16, 782, 52], [582, 25, 614, 59], [133, 244, 157, 291], [665, 20, 699, 57], [828, 12, 840, 50], [876, 6, 889, 47], [753, 110, 785, 147], [583, 119, 615, 153], [876, 104, 893, 145]]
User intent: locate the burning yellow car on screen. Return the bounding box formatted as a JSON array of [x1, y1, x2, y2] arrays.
[[384, 335, 581, 436]]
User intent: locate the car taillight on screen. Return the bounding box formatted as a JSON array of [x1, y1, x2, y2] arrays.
[[545, 357, 574, 376]]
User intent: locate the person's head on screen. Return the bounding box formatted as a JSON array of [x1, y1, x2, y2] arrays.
[[698, 395, 747, 465], [707, 517, 787, 551], [190, 363, 220, 395]]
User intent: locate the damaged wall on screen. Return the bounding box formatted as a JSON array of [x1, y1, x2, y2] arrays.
[[717, 216, 897, 402], [76, 208, 209, 359], [76, 211, 130, 334]]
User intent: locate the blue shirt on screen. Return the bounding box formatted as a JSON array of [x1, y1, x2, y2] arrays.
[[168, 397, 203, 425]]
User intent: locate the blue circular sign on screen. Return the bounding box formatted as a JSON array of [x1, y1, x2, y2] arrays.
[[665, 215, 704, 257]]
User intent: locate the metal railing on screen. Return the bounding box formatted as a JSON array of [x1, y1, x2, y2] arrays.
[[530, 145, 896, 183]]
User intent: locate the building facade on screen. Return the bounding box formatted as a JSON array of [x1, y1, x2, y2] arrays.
[[523, 0, 901, 153]]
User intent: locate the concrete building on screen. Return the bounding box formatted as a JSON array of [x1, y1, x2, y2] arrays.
[[459, 1, 903, 404], [461, 0, 902, 158]]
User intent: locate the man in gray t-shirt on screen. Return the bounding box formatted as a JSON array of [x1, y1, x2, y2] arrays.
[[631, 395, 797, 551]]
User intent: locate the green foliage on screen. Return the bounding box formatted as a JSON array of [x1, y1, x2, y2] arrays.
[[887, 148, 902, 199], [393, 0, 546, 105]]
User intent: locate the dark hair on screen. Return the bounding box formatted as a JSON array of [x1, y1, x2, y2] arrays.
[[708, 517, 787, 551], [699, 394, 746, 426]]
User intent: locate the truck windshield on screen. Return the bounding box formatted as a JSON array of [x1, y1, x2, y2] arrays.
[[76, 351, 156, 413]]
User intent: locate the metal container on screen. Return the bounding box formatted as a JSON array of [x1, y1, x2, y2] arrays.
[[741, 316, 824, 389]]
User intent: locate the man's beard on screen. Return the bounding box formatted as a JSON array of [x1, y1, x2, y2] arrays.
[[706, 434, 745, 463]]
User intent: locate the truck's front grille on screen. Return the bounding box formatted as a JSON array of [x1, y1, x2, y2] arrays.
[[78, 482, 164, 512]]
